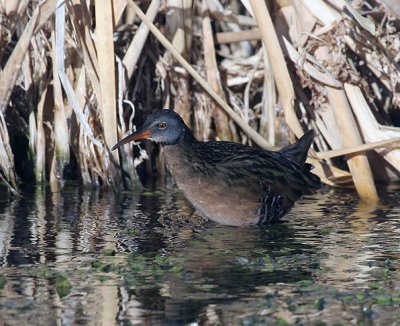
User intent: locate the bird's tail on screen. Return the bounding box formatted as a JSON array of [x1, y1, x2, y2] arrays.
[[279, 130, 315, 165]]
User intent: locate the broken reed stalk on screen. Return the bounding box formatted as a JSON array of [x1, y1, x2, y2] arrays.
[[0, 111, 18, 194], [245, 0, 347, 185], [344, 84, 400, 173], [317, 138, 400, 160], [51, 1, 70, 191], [247, 0, 303, 137], [293, 0, 382, 199], [113, 0, 127, 23], [126, 0, 350, 186], [164, 0, 193, 126], [69, 0, 101, 101], [126, 0, 273, 149], [327, 87, 379, 203], [35, 0, 58, 32], [123, 0, 161, 80], [1, 0, 398, 197], [95, 1, 119, 157], [215, 28, 261, 44], [2, 0, 29, 15], [35, 86, 47, 184], [0, 5, 38, 112], [260, 53, 276, 145], [57, 62, 102, 148], [201, 0, 232, 141]]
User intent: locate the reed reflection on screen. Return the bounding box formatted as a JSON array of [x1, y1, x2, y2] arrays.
[[0, 185, 399, 325]]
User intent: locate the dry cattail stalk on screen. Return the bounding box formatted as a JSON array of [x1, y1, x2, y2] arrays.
[[0, 0, 398, 205]]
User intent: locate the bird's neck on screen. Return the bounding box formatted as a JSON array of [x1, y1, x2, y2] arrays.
[[162, 127, 197, 173], [171, 125, 197, 149]]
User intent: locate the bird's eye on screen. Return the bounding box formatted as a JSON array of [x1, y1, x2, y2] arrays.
[[158, 122, 167, 130]]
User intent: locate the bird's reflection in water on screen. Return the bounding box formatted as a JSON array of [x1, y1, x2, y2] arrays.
[[1, 185, 400, 325], [117, 189, 317, 325]]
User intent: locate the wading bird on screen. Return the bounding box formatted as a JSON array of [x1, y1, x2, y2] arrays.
[[112, 110, 321, 227]]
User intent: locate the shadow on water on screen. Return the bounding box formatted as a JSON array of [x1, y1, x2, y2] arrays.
[[0, 183, 400, 325]]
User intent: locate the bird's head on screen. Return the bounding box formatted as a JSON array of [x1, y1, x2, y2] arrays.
[[111, 110, 189, 150]]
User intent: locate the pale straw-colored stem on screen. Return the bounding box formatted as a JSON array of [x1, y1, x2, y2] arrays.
[[0, 6, 38, 112], [123, 0, 161, 80], [327, 87, 379, 203], [95, 0, 119, 159], [248, 0, 303, 137], [202, 0, 232, 140], [316, 138, 400, 159], [215, 29, 261, 44], [126, 0, 273, 149]]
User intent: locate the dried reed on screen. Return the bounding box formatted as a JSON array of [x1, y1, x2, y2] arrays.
[[0, 0, 399, 204]]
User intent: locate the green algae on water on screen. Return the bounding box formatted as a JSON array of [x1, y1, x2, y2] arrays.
[[56, 274, 71, 298]]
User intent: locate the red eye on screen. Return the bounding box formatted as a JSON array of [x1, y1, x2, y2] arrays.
[[158, 122, 167, 129]]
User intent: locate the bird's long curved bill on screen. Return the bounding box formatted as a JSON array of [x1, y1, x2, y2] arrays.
[[111, 129, 151, 151]]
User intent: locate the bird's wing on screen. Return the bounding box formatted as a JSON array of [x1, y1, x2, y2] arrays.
[[191, 141, 320, 203]]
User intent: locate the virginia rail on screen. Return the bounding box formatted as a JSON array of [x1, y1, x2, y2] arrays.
[[112, 110, 321, 226]]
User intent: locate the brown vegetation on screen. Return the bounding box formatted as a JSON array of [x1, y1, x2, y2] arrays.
[[0, 0, 400, 202]]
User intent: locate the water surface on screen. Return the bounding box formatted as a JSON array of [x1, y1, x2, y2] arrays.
[[0, 184, 399, 325]]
